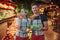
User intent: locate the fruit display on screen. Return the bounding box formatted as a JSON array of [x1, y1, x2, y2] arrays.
[[0, 9, 15, 20]]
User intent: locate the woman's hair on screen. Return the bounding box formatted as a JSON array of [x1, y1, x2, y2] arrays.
[[47, 9, 57, 18], [25, 9, 28, 18]]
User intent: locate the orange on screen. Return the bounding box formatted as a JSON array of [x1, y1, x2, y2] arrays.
[[26, 28, 30, 33]]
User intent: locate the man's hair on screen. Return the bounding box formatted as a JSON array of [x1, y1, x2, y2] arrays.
[[31, 2, 38, 7]]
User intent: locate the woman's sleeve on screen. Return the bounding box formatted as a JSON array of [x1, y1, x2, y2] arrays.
[[15, 18, 20, 27]]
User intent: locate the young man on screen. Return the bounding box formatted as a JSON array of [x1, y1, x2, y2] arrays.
[[30, 3, 48, 40]]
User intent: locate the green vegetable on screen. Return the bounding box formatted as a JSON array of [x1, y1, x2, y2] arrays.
[[31, 25, 40, 29]]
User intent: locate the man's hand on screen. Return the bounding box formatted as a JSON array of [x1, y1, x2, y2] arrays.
[[39, 26, 43, 30], [39, 26, 48, 31]]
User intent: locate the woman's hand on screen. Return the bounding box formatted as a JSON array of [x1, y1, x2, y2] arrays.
[[26, 28, 31, 33]]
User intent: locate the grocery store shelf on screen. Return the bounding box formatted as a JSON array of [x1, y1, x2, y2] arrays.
[[0, 16, 16, 24]]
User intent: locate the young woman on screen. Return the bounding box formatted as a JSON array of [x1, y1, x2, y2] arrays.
[[15, 9, 31, 40]]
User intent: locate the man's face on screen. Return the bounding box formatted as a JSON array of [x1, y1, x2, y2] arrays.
[[31, 5, 38, 14]]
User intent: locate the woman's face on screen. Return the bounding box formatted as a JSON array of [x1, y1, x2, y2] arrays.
[[21, 9, 28, 17]]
